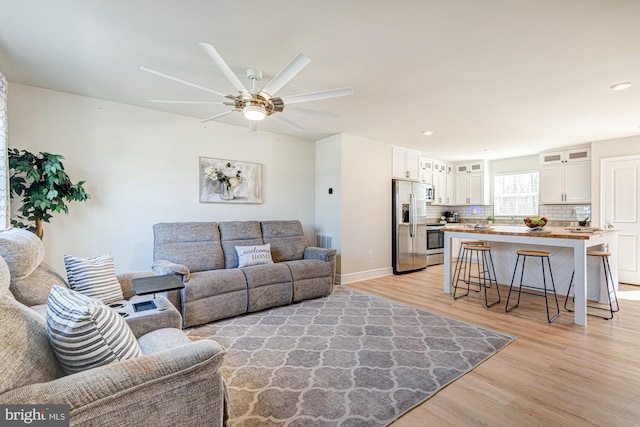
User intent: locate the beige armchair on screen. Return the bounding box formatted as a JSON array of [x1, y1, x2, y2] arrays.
[[0, 228, 227, 426]]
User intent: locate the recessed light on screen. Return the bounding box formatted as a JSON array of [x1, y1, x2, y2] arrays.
[[422, 130, 434, 136], [610, 82, 632, 91], [483, 148, 492, 153]]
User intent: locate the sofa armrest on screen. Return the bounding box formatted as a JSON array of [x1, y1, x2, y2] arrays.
[[0, 339, 227, 427], [151, 260, 191, 282], [124, 297, 183, 337], [304, 246, 337, 286], [116, 271, 153, 300]]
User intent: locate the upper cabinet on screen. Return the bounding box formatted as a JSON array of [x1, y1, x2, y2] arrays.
[[454, 160, 489, 205], [432, 160, 448, 204], [539, 147, 591, 204], [392, 146, 421, 180], [420, 157, 434, 184], [540, 147, 591, 165]]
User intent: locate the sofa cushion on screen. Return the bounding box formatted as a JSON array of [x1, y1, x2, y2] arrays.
[[241, 263, 293, 312], [46, 285, 143, 374], [0, 294, 63, 394], [64, 253, 124, 304], [0, 228, 45, 280], [261, 220, 308, 262], [236, 243, 273, 267], [219, 221, 264, 268], [154, 222, 225, 272]]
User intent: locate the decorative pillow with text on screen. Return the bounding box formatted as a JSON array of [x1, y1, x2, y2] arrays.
[[235, 244, 274, 268]]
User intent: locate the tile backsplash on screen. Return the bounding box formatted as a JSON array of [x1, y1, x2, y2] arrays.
[[426, 204, 591, 225]]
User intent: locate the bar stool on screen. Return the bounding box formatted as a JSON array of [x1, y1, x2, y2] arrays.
[[453, 244, 500, 307], [506, 250, 560, 323], [564, 250, 619, 320], [451, 241, 485, 292]]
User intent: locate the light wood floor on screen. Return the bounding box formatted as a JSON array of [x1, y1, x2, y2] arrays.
[[345, 265, 640, 427]]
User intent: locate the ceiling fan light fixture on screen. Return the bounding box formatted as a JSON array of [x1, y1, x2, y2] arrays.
[[243, 104, 266, 121]]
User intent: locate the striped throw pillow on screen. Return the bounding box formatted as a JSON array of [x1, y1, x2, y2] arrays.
[[46, 285, 143, 374], [64, 254, 124, 304]]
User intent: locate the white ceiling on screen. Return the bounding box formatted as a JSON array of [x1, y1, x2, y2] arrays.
[[1, 0, 639, 161]]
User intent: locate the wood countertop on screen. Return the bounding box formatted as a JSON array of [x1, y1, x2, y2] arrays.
[[442, 225, 617, 240]]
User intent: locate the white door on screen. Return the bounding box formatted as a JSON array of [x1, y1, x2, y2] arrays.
[[602, 156, 640, 284]]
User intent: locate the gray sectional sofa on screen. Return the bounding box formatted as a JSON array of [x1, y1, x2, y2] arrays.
[[152, 220, 336, 328]]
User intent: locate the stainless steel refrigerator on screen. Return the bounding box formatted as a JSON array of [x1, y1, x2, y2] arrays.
[[392, 179, 428, 274]]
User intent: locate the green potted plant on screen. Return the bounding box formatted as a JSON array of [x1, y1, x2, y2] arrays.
[[486, 215, 495, 224], [8, 149, 90, 239]]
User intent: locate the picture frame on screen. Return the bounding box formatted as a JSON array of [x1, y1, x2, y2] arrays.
[[199, 157, 263, 204]]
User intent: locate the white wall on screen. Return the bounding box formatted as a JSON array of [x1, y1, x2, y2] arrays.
[[340, 134, 392, 280], [315, 134, 342, 271], [591, 135, 640, 226], [315, 133, 392, 283], [7, 83, 317, 274]]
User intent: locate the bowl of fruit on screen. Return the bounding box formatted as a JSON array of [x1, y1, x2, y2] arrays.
[[524, 216, 547, 230]]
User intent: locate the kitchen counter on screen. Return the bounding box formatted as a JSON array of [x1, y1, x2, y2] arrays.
[[443, 225, 619, 326]]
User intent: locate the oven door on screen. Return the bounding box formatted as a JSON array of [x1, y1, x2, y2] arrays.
[[426, 227, 444, 253]]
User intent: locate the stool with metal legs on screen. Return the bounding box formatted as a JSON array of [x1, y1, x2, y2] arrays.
[[451, 241, 485, 294], [453, 245, 501, 307], [506, 250, 560, 323], [564, 250, 619, 320]]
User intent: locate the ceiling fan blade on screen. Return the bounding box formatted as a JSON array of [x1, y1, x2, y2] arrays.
[[282, 87, 353, 105], [261, 53, 312, 97], [140, 66, 228, 97], [149, 100, 225, 105], [270, 115, 305, 132], [198, 42, 249, 95], [249, 122, 258, 132], [285, 106, 341, 118], [200, 110, 234, 123]]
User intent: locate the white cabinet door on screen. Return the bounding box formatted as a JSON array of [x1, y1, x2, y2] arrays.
[[446, 166, 454, 205], [468, 173, 484, 204], [433, 170, 447, 204], [564, 162, 590, 203], [539, 165, 565, 204], [455, 174, 469, 204], [392, 147, 407, 179], [406, 150, 421, 180]]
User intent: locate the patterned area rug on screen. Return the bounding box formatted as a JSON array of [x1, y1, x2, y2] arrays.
[[187, 287, 514, 426]]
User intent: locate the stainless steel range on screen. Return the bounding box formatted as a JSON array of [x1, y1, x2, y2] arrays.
[[426, 224, 445, 266]]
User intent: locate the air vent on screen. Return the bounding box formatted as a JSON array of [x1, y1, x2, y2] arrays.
[[315, 233, 334, 249]]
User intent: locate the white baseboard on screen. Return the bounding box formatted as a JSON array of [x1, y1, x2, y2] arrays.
[[336, 267, 393, 285]]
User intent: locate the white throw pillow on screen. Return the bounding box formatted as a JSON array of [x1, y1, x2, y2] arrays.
[[64, 253, 124, 304], [235, 244, 274, 268], [46, 285, 143, 374]]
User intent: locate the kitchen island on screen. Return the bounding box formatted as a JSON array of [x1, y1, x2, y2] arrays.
[[443, 225, 619, 326]]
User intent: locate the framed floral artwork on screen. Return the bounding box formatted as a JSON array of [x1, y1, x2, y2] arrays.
[[199, 157, 263, 203]]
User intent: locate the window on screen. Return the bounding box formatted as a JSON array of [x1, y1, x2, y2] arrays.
[[493, 171, 539, 216]]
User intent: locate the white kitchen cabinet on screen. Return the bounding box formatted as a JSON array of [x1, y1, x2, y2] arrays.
[[432, 160, 447, 204], [539, 162, 590, 204], [540, 147, 590, 165], [455, 161, 484, 174], [420, 157, 433, 184], [445, 164, 454, 205], [454, 160, 489, 205], [393, 146, 421, 180]]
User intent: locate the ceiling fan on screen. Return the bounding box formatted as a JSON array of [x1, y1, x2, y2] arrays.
[[140, 42, 353, 132]]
